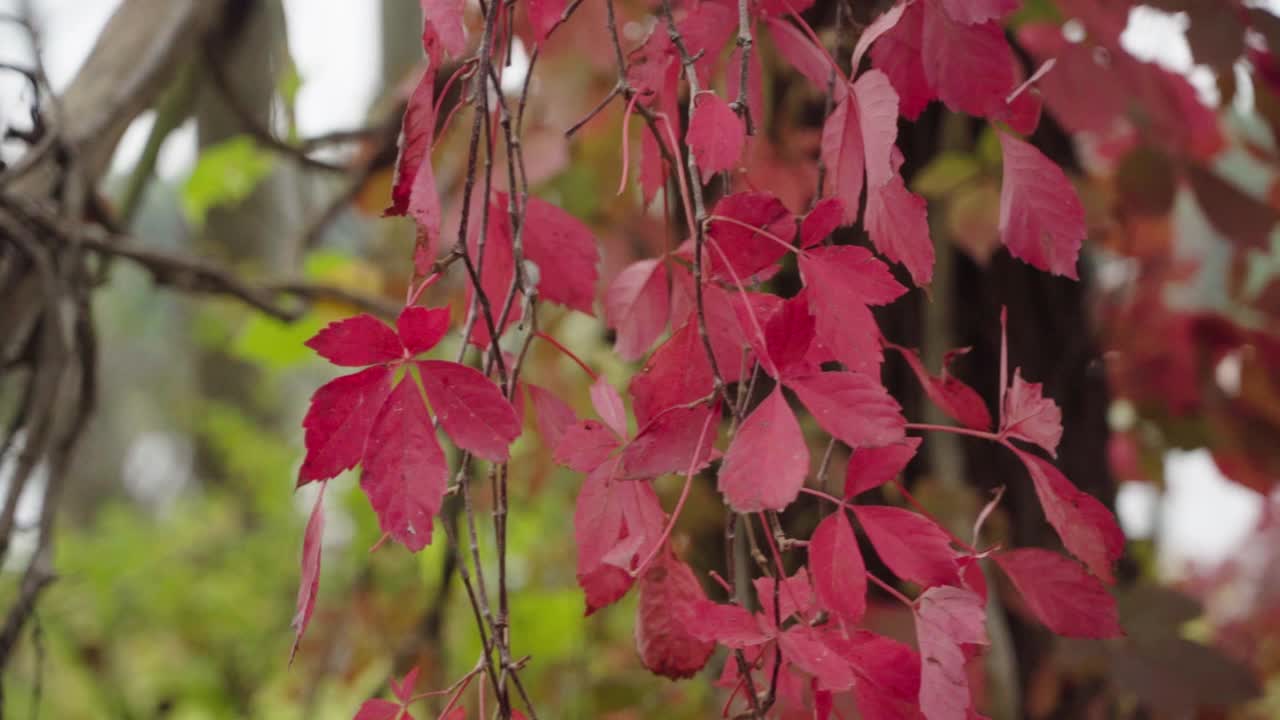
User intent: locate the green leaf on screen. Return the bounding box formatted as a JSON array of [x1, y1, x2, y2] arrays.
[[912, 152, 982, 198], [182, 136, 275, 227]]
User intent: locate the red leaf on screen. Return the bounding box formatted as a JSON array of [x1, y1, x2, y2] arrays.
[[820, 94, 865, 226], [689, 601, 774, 648], [786, 371, 906, 448], [800, 245, 904, 372], [619, 401, 717, 479], [553, 420, 620, 472], [718, 386, 808, 512], [865, 174, 935, 286], [306, 315, 403, 367], [854, 505, 960, 588], [845, 438, 921, 497], [417, 360, 520, 461], [361, 378, 448, 552], [688, 92, 745, 178], [937, 0, 1018, 25], [420, 0, 467, 64], [353, 698, 403, 720], [605, 259, 670, 361], [589, 377, 628, 438], [755, 568, 819, 623], [1001, 368, 1063, 457], [385, 69, 442, 255], [1015, 449, 1124, 584], [854, 70, 901, 191], [767, 17, 844, 101], [995, 548, 1123, 638], [800, 198, 844, 248], [870, 2, 932, 119], [574, 457, 665, 613], [780, 626, 856, 691], [998, 133, 1085, 279], [914, 586, 988, 720], [290, 483, 325, 663], [464, 199, 517, 347], [892, 345, 991, 431], [851, 2, 908, 70], [397, 306, 450, 356], [800, 245, 906, 307], [527, 0, 566, 42], [830, 632, 923, 720], [522, 196, 600, 314], [527, 383, 576, 450], [389, 668, 419, 703], [299, 366, 394, 484], [808, 510, 867, 622], [635, 552, 716, 679], [629, 320, 715, 427], [922, 9, 1015, 118], [703, 192, 796, 282], [762, 294, 817, 376]]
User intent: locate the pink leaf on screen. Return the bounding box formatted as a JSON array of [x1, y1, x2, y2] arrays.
[[575, 457, 665, 613], [689, 601, 774, 648], [619, 401, 717, 479], [786, 371, 906, 448], [892, 345, 991, 431], [820, 94, 865, 226], [808, 510, 867, 622], [361, 378, 448, 552], [922, 10, 1015, 118], [389, 668, 420, 703], [1001, 368, 1063, 456], [590, 377, 628, 438], [522, 196, 600, 314], [854, 70, 901, 191], [688, 92, 745, 178], [397, 306, 450, 356], [851, 2, 908, 70], [767, 17, 845, 101], [762, 294, 817, 376], [865, 174, 935, 286], [800, 245, 907, 308], [635, 552, 716, 679], [299, 366, 394, 484], [718, 386, 809, 512], [417, 360, 520, 461], [800, 198, 844, 248], [914, 586, 988, 720], [995, 548, 1123, 638], [420, 0, 467, 64], [854, 505, 960, 588], [554, 420, 621, 473], [605, 259, 670, 361], [527, 383, 576, 450], [385, 69, 442, 254], [780, 625, 856, 691], [464, 199, 517, 347], [937, 0, 1019, 25], [306, 315, 403, 367], [703, 192, 796, 282], [290, 483, 325, 663], [871, 2, 932, 119], [1015, 449, 1124, 584], [998, 133, 1086, 279], [353, 698, 403, 720], [527, 0, 567, 42], [845, 438, 921, 497]]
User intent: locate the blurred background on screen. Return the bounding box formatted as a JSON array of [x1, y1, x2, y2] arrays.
[[3, 0, 1280, 717]]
